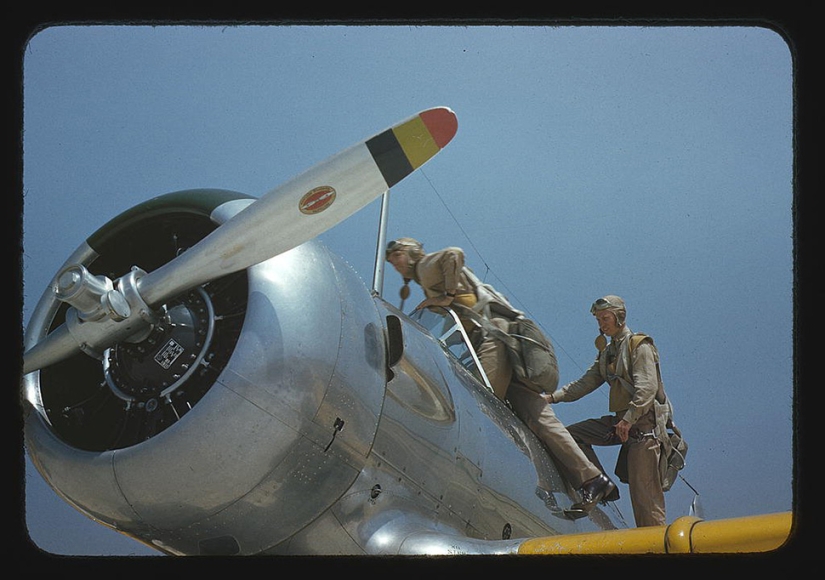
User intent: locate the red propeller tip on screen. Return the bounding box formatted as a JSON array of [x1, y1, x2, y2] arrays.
[[420, 107, 458, 149]]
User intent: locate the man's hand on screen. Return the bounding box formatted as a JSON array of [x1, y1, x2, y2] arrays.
[[614, 419, 632, 443]]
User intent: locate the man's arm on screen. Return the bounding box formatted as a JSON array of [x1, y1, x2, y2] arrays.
[[545, 357, 604, 403]]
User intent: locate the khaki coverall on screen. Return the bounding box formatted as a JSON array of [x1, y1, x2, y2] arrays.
[[549, 325, 666, 527], [411, 248, 602, 489]]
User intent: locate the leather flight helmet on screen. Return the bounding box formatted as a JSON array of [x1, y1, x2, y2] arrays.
[[591, 295, 627, 326], [385, 237, 424, 261]]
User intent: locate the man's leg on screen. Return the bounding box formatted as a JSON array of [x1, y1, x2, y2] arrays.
[[507, 384, 615, 518], [566, 415, 620, 474], [626, 412, 665, 527], [507, 383, 602, 488], [475, 317, 512, 399], [566, 415, 622, 502]]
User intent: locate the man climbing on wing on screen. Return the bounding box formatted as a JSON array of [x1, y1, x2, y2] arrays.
[[386, 238, 615, 517]]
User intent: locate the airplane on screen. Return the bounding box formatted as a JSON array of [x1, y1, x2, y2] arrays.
[[20, 107, 792, 556]]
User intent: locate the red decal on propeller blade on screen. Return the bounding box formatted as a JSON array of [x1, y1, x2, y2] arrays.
[[299, 186, 337, 215]]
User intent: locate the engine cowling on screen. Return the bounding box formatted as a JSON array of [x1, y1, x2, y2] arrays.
[[22, 189, 387, 555]]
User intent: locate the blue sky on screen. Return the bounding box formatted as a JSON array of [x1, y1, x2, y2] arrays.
[[19, 23, 796, 556]]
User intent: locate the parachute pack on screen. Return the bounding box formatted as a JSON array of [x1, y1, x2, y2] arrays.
[[507, 317, 560, 393], [450, 302, 560, 395], [454, 267, 559, 393]]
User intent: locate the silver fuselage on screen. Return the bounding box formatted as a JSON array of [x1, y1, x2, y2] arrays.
[[23, 193, 619, 556]]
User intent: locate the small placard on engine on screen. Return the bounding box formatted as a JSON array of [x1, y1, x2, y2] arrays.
[[155, 339, 185, 369]]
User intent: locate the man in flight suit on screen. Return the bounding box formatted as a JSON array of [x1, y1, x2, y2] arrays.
[[386, 238, 615, 517], [546, 295, 667, 527]]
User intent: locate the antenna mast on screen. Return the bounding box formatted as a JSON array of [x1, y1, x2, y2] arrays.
[[371, 190, 391, 297]]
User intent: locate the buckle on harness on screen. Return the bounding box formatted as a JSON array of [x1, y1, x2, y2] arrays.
[[632, 430, 656, 441]]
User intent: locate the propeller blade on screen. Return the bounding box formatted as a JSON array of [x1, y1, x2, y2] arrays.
[[140, 106, 457, 305], [22, 107, 458, 375]]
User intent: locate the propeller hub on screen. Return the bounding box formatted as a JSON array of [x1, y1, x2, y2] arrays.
[[55, 264, 131, 322]]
